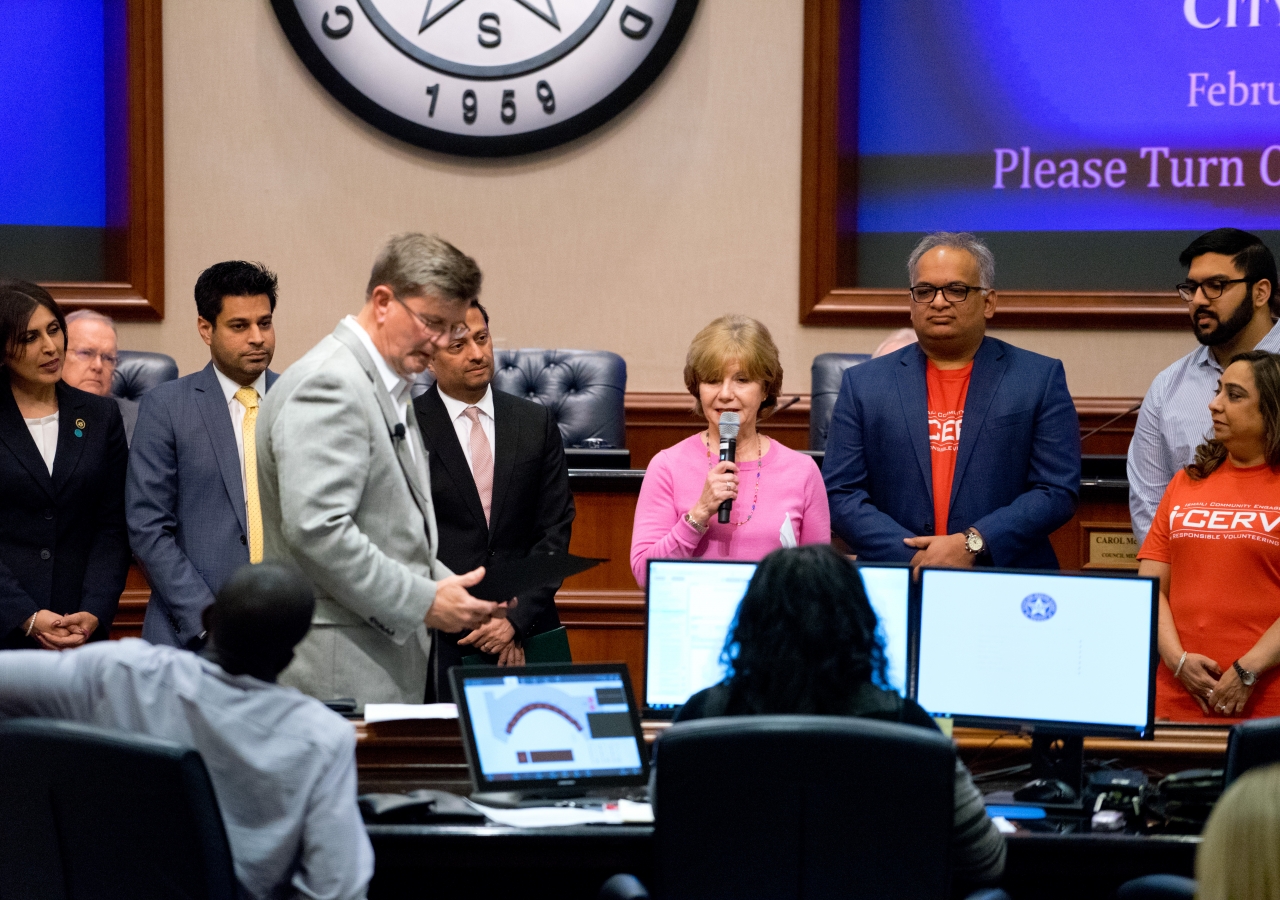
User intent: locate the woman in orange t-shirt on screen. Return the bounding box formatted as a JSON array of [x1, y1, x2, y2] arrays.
[[1138, 351, 1280, 722]]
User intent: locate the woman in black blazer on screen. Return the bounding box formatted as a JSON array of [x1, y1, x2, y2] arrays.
[[0, 280, 129, 650]]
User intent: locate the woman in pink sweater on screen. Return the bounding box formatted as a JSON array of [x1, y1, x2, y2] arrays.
[[630, 315, 831, 587]]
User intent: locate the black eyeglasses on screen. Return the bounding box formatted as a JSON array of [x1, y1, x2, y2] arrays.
[[908, 283, 987, 305], [1175, 278, 1250, 303]]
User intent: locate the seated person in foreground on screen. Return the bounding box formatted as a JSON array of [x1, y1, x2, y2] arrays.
[[1139, 350, 1280, 722], [0, 562, 373, 900], [822, 232, 1079, 568], [630, 315, 829, 587], [1196, 762, 1280, 900], [675, 544, 1005, 886]]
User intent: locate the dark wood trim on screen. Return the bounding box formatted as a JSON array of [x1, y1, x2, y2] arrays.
[[44, 0, 164, 320], [798, 0, 1187, 330]]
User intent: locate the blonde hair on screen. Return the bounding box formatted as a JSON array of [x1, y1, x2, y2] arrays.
[[683, 315, 783, 420], [1197, 762, 1280, 900]]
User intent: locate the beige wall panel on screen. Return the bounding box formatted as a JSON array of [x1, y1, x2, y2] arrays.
[[112, 0, 1194, 401]]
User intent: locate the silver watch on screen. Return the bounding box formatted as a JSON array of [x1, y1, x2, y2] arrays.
[[963, 528, 985, 555], [1234, 660, 1258, 686]]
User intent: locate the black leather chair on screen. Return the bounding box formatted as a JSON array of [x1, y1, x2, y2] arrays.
[[414, 349, 627, 448], [0, 718, 236, 900], [1115, 874, 1198, 900], [1225, 715, 1280, 786], [809, 353, 871, 451], [600, 715, 1005, 900], [111, 349, 179, 400]]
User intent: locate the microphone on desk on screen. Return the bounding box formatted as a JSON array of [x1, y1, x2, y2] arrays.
[[718, 412, 740, 524], [774, 395, 802, 414], [1079, 401, 1141, 445]]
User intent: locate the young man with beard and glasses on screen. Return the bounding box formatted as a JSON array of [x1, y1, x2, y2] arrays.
[[1128, 229, 1280, 547]]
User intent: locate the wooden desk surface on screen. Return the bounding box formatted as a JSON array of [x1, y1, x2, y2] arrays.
[[354, 718, 1230, 793]]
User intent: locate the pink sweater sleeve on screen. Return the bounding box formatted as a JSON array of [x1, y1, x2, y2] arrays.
[[630, 448, 704, 587], [797, 455, 832, 546]]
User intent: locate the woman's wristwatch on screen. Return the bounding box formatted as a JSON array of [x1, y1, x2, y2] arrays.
[[1233, 660, 1258, 686], [683, 512, 708, 535]]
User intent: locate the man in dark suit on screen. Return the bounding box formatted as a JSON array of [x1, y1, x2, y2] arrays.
[[823, 232, 1080, 568], [127, 261, 280, 648], [415, 300, 574, 689]]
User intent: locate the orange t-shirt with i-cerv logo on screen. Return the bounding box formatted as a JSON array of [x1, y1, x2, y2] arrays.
[[1139, 463, 1280, 722], [926, 360, 972, 536]]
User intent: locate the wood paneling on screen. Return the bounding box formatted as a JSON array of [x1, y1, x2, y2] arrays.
[[799, 0, 1186, 329], [625, 392, 812, 470], [45, 0, 164, 319]]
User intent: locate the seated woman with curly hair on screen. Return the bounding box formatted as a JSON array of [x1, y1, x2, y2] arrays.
[[674, 544, 1005, 886]]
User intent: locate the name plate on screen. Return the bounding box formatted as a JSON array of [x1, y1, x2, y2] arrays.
[[1087, 530, 1139, 570]]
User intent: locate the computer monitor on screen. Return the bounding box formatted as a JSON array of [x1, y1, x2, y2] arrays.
[[916, 567, 1157, 738], [643, 558, 912, 715], [450, 663, 649, 806], [916, 567, 1157, 800]]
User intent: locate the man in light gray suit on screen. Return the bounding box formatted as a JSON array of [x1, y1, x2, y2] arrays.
[[258, 234, 505, 708], [128, 261, 280, 648]]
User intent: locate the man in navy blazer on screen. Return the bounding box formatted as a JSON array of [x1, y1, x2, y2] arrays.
[[823, 233, 1080, 568], [127, 262, 280, 648]]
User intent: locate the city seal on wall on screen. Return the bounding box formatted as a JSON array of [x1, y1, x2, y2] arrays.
[[1021, 593, 1057, 622], [272, 0, 700, 156]]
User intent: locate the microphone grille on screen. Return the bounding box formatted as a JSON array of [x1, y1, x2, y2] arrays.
[[718, 411, 740, 440]]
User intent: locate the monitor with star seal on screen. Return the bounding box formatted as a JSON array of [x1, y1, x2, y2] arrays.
[[272, 0, 700, 156]]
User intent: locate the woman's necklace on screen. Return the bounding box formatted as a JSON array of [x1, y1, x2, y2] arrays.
[[704, 431, 763, 526]]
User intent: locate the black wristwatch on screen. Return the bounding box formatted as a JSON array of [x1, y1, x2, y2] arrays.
[[1233, 660, 1258, 686], [963, 527, 986, 556]]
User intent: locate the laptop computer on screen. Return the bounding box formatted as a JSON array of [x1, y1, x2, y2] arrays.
[[642, 558, 913, 718], [450, 663, 650, 808]]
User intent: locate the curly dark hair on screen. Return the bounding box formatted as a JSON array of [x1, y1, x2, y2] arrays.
[[720, 545, 889, 714], [1187, 350, 1280, 480]]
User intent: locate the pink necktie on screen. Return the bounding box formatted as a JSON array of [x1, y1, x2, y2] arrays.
[[463, 406, 493, 525]]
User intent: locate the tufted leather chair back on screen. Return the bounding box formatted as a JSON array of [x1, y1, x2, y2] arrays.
[[412, 349, 627, 448], [809, 352, 871, 451], [112, 350, 180, 401]]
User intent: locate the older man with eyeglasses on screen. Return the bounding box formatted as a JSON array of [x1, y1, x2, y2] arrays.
[[62, 310, 137, 443], [1127, 229, 1280, 549], [257, 233, 507, 711], [823, 231, 1080, 569]]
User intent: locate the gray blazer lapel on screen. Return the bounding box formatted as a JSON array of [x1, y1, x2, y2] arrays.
[[193, 364, 248, 532], [332, 322, 432, 519]]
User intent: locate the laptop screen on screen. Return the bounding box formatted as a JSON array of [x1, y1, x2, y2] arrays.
[[915, 568, 1157, 737], [644, 559, 912, 713], [452, 665, 647, 788]]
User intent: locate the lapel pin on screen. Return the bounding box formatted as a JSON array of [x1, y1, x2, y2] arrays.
[[74, 418, 86, 437]]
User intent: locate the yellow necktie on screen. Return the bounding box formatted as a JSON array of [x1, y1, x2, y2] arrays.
[[235, 387, 263, 564]]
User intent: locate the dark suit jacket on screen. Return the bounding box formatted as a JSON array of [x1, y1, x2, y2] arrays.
[[415, 385, 574, 681], [0, 377, 130, 647], [822, 337, 1080, 568], [126, 362, 279, 647]]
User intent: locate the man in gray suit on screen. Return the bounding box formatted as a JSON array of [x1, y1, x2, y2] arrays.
[[258, 233, 504, 708], [127, 261, 280, 648]]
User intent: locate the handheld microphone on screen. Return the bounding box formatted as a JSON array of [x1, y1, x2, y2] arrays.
[[392, 423, 406, 442], [717, 412, 740, 524]]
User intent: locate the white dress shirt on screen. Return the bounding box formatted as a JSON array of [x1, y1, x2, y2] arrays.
[[438, 385, 496, 468], [0, 639, 373, 900], [212, 366, 269, 503], [344, 315, 417, 463], [24, 412, 59, 475], [1127, 319, 1280, 546]]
